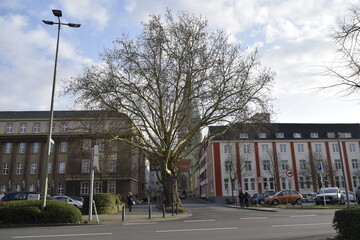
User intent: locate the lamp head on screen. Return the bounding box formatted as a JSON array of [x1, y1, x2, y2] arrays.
[[42, 20, 54, 25], [52, 9, 62, 17]]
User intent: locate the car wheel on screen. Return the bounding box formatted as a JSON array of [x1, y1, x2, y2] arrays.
[[273, 199, 279, 206], [259, 200, 265, 205], [296, 198, 302, 205]]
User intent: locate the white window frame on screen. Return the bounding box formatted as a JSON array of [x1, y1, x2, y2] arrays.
[[243, 144, 250, 154], [59, 162, 66, 173], [240, 133, 248, 139], [335, 159, 342, 170], [2, 163, 9, 175], [352, 159, 359, 169], [95, 181, 102, 193], [258, 133, 267, 139], [32, 142, 40, 153], [83, 139, 91, 151], [60, 142, 68, 153], [81, 159, 90, 173], [19, 142, 26, 153], [30, 162, 37, 174], [245, 161, 252, 171], [81, 181, 89, 194], [58, 184, 64, 195], [19, 123, 27, 133], [276, 133, 284, 138], [297, 144, 305, 153], [293, 133, 301, 138], [314, 144, 322, 153], [279, 144, 287, 153], [109, 160, 116, 173], [29, 184, 36, 192], [281, 160, 289, 170], [16, 163, 23, 174], [349, 143, 356, 153], [61, 123, 68, 133], [299, 159, 306, 170], [34, 123, 41, 133], [263, 160, 270, 170], [332, 143, 339, 153], [107, 181, 116, 193], [5, 142, 12, 153], [261, 144, 269, 154], [6, 123, 13, 133], [310, 133, 319, 138], [48, 162, 52, 174]]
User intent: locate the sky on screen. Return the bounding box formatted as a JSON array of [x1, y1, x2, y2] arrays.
[[1, 0, 360, 124]]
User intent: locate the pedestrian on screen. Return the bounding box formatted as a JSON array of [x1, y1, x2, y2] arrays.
[[238, 191, 245, 208], [244, 192, 250, 207], [127, 192, 134, 212]]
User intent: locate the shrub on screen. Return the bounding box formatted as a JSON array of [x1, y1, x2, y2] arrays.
[[333, 207, 360, 240], [0, 200, 81, 225]]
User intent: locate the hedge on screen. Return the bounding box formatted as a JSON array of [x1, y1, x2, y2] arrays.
[[333, 207, 360, 240], [82, 193, 124, 214], [0, 200, 81, 225]]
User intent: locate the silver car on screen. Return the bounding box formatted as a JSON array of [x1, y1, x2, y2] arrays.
[[53, 196, 83, 208]]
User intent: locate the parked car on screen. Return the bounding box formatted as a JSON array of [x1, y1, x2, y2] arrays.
[[0, 192, 41, 202], [355, 185, 360, 204], [250, 192, 275, 205], [71, 196, 84, 202], [265, 190, 303, 205], [53, 196, 83, 208], [314, 187, 345, 205], [341, 191, 357, 203]]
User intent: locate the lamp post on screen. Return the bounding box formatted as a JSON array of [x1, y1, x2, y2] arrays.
[[41, 10, 80, 210]]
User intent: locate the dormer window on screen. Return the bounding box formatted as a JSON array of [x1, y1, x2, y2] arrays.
[[259, 133, 267, 139], [275, 133, 284, 138], [240, 133, 248, 139], [293, 133, 301, 138], [310, 133, 319, 138], [345, 133, 352, 138]]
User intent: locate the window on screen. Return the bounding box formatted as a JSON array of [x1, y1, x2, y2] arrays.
[[0, 185, 6, 193], [299, 159, 306, 170], [109, 160, 116, 173], [335, 176, 340, 188], [250, 178, 255, 190], [224, 144, 232, 154], [32, 142, 40, 153], [299, 177, 305, 189], [59, 162, 66, 173], [306, 177, 311, 189], [281, 177, 286, 189], [258, 133, 267, 139], [310, 133, 319, 138], [48, 162, 52, 174], [85, 122, 91, 132], [335, 159, 342, 170], [243, 178, 248, 191], [281, 160, 289, 170], [30, 162, 37, 174], [243, 144, 250, 154], [16, 163, 23, 174], [96, 139, 105, 152], [14, 185, 20, 192], [269, 178, 275, 190], [34, 123, 41, 133], [61, 123, 68, 132], [240, 133, 248, 139], [293, 133, 301, 138], [98, 123, 105, 132], [297, 144, 305, 153], [314, 144, 322, 153], [107, 181, 116, 193], [95, 181, 102, 193], [81, 181, 89, 194], [332, 144, 339, 153], [245, 161, 252, 171], [5, 143, 12, 153], [29, 184, 36, 192], [225, 161, 233, 172], [279, 144, 287, 153], [6, 123, 13, 133], [81, 160, 90, 173], [349, 143, 356, 153], [18, 142, 26, 153], [352, 159, 359, 169], [83, 139, 91, 151], [344, 133, 352, 138], [263, 178, 268, 191], [60, 142, 68, 153], [275, 133, 284, 138], [110, 141, 117, 152], [261, 144, 269, 154], [19, 123, 27, 133], [2, 163, 9, 175], [263, 160, 270, 170], [58, 184, 64, 195]]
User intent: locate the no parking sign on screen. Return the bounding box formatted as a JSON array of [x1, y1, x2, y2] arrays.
[[285, 169, 293, 177]]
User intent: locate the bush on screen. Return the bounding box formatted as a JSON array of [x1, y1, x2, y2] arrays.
[[82, 193, 124, 214], [333, 207, 360, 240], [0, 200, 81, 225]]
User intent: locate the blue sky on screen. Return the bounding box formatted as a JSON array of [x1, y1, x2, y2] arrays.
[[1, 0, 359, 123]]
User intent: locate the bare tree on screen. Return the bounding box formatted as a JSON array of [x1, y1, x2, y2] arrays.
[[63, 10, 275, 205], [323, 5, 360, 95], [261, 150, 284, 192]]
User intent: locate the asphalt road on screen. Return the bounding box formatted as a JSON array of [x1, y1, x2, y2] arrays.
[[0, 200, 337, 240]]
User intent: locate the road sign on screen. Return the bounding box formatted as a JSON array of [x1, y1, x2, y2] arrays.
[[316, 162, 323, 172], [285, 169, 294, 177]]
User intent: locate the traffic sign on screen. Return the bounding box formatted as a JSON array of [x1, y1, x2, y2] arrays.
[[285, 169, 293, 177], [316, 162, 323, 172]]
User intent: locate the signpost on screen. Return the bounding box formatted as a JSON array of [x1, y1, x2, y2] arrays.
[[285, 169, 293, 178]]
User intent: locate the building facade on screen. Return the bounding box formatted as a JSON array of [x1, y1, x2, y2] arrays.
[[199, 123, 360, 203], [0, 111, 146, 199]]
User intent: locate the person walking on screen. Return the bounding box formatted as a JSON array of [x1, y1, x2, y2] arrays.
[[244, 192, 250, 207], [238, 191, 245, 208], [127, 192, 134, 212]]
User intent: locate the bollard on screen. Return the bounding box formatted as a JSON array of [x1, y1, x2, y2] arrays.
[[148, 204, 152, 219], [176, 203, 178, 215], [122, 205, 125, 222], [162, 204, 166, 218], [172, 203, 174, 216]]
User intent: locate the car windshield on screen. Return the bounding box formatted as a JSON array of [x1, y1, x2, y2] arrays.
[[319, 188, 337, 193]]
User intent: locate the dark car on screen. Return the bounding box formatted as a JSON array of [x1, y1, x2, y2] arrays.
[[250, 192, 275, 205], [355, 185, 360, 204], [314, 187, 345, 205], [0, 192, 41, 202]]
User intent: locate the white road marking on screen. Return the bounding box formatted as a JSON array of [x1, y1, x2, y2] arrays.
[[184, 219, 215, 222], [290, 215, 317, 218], [156, 227, 238, 233], [124, 222, 158, 225], [240, 217, 269, 220], [272, 223, 331, 228], [12, 233, 112, 239]]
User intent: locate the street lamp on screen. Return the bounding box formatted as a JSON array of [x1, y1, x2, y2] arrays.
[[41, 9, 80, 210]]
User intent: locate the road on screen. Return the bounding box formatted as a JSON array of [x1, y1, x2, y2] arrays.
[[0, 200, 337, 240]]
